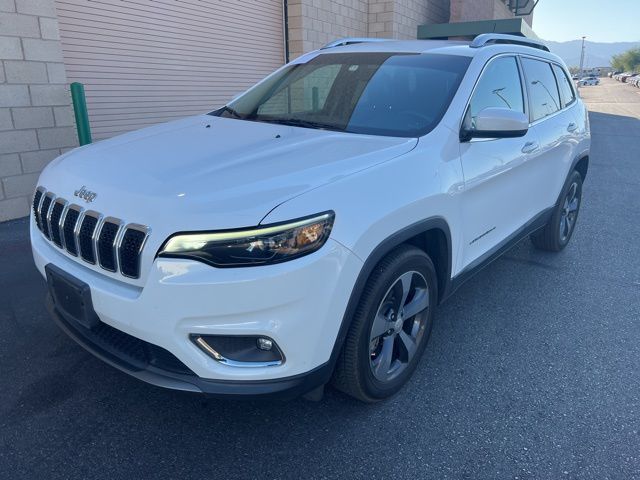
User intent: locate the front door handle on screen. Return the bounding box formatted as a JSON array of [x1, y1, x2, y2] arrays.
[[567, 122, 578, 132], [521, 141, 539, 154]]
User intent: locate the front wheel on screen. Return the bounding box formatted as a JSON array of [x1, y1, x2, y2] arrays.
[[531, 170, 583, 252], [332, 245, 437, 402]]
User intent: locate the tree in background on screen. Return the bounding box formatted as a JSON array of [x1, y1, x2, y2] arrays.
[[611, 47, 640, 72]]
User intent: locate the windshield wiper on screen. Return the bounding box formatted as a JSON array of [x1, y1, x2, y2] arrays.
[[260, 118, 342, 131]]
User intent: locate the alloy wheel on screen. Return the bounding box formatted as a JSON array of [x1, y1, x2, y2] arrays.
[[369, 271, 430, 382], [559, 181, 580, 242]]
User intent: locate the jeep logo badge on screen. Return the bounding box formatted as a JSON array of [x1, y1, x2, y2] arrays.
[[74, 185, 97, 203]]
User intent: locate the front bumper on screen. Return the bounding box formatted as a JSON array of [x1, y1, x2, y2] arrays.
[[47, 294, 331, 398], [32, 220, 363, 396]]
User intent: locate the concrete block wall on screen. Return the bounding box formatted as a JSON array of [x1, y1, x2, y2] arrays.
[[0, 0, 76, 222], [288, 0, 451, 58], [369, 0, 450, 39], [287, 0, 369, 59], [449, 0, 525, 23]]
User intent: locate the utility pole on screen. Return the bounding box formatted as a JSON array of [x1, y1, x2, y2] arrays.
[[579, 36, 586, 79]]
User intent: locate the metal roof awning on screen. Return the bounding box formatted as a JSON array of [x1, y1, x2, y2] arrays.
[[508, 0, 541, 16], [417, 18, 539, 41]]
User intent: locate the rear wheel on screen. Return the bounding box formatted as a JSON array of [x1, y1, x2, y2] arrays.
[[332, 245, 437, 402], [531, 170, 583, 252]]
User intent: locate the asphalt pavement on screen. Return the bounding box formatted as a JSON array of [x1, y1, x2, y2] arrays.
[[1, 78, 639, 479]]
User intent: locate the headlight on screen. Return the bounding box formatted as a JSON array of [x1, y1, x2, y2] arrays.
[[158, 212, 334, 267]]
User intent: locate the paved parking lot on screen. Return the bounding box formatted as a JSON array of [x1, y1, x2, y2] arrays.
[[1, 78, 639, 479]]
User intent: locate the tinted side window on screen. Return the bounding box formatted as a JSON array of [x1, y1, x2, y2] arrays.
[[552, 64, 575, 107], [467, 56, 524, 129], [522, 58, 561, 122]]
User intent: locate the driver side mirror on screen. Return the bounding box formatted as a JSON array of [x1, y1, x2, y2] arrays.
[[460, 107, 529, 142]]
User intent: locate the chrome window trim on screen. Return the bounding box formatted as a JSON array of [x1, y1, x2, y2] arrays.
[[97, 217, 123, 273], [118, 223, 151, 279]]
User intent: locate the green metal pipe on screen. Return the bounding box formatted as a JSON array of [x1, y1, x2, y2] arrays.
[[70, 82, 92, 145]]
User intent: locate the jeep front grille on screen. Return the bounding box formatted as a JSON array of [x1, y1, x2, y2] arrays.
[[32, 186, 150, 279]]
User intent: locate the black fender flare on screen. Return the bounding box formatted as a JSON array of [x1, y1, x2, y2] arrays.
[[325, 216, 452, 373]]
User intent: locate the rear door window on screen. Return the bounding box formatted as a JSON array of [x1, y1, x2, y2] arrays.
[[521, 58, 562, 122], [552, 64, 576, 108]]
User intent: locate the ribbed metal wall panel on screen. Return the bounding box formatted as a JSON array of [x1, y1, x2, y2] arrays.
[[55, 0, 285, 140]]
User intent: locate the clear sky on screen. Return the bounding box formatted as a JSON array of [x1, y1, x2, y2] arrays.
[[533, 0, 640, 42]]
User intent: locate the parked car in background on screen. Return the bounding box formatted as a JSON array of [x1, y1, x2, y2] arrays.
[[629, 76, 640, 88], [31, 34, 590, 402], [615, 72, 639, 83], [578, 76, 600, 86]]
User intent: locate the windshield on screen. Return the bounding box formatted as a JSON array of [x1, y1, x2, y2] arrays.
[[211, 52, 471, 137]]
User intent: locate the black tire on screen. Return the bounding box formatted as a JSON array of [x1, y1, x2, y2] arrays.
[[332, 245, 438, 402], [531, 170, 583, 252]]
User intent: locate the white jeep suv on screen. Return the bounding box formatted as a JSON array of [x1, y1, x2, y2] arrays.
[[31, 34, 590, 402]]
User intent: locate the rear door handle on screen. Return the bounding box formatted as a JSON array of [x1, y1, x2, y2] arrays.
[[567, 122, 578, 132], [521, 141, 539, 154]]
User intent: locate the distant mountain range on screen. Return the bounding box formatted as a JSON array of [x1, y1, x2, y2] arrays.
[[544, 40, 640, 68]]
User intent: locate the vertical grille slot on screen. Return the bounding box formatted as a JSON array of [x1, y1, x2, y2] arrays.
[[33, 188, 44, 231], [78, 213, 100, 264], [50, 200, 66, 247], [119, 226, 148, 278], [97, 219, 121, 272], [63, 206, 81, 256], [39, 193, 54, 239]]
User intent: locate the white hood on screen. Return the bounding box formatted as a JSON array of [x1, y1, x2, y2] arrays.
[[39, 115, 417, 233]]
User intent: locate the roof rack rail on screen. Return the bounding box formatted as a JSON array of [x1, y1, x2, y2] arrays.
[[321, 37, 388, 49], [470, 33, 549, 52]]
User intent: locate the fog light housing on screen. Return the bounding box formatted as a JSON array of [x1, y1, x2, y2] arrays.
[[257, 337, 273, 351], [191, 335, 283, 367]]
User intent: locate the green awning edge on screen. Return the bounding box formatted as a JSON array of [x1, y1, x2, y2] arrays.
[[417, 18, 539, 41]]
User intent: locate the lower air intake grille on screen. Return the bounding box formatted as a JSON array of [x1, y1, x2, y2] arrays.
[[92, 321, 194, 374]]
